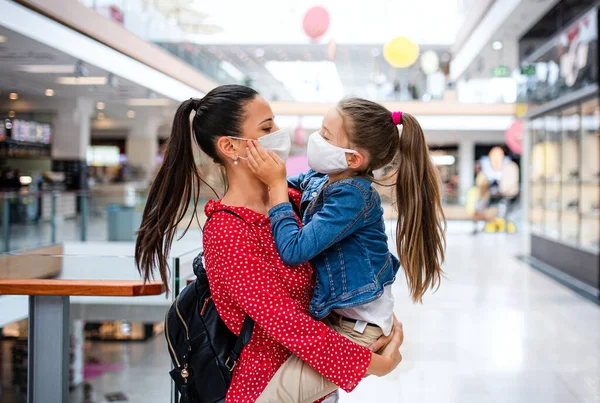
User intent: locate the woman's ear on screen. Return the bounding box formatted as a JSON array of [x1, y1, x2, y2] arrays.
[[346, 151, 367, 170], [216, 136, 240, 161]]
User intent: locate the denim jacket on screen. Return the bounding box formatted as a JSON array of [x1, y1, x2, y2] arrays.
[[268, 170, 400, 319]]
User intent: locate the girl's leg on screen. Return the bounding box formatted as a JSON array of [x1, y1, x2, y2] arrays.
[[255, 316, 385, 403], [254, 354, 337, 403]]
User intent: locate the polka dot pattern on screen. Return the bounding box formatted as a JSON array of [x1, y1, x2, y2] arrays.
[[203, 192, 371, 403]]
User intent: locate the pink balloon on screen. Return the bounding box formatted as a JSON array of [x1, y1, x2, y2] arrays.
[[303, 6, 330, 40], [505, 120, 524, 155]]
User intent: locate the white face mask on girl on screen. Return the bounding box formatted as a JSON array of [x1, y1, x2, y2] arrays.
[[307, 131, 357, 174], [230, 128, 292, 162]]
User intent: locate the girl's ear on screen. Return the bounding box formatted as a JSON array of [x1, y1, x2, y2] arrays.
[[346, 151, 366, 170]]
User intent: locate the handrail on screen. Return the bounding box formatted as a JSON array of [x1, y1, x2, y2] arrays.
[[0, 279, 164, 296], [0, 188, 150, 198]]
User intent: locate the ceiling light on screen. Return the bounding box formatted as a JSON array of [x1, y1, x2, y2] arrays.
[[16, 64, 75, 74], [9, 93, 18, 100], [431, 155, 456, 166], [0, 35, 7, 43], [19, 176, 32, 185], [45, 89, 54, 97], [492, 41, 503, 51], [57, 76, 107, 85], [97, 112, 105, 120], [126, 98, 170, 106], [96, 101, 105, 110], [8, 111, 15, 118], [127, 110, 136, 119]]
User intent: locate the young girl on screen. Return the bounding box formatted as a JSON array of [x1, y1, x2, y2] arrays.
[[246, 98, 446, 402]]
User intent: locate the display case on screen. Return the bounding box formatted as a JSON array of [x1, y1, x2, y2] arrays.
[[580, 98, 600, 254], [560, 106, 581, 245], [529, 98, 600, 253], [523, 4, 599, 299], [530, 118, 546, 234], [528, 95, 600, 298]]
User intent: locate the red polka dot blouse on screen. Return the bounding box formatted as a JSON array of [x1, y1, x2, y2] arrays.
[[202, 191, 371, 403]]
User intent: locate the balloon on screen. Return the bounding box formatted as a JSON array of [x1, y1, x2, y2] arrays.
[[505, 120, 524, 155], [303, 6, 330, 41], [383, 37, 420, 68], [420, 50, 440, 74]]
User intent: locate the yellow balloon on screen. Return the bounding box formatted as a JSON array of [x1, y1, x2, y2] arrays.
[[383, 37, 420, 68]]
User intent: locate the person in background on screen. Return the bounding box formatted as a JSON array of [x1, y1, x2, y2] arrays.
[[470, 161, 491, 234]]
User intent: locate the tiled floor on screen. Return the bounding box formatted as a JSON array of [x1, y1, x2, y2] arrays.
[[4, 221, 600, 403]]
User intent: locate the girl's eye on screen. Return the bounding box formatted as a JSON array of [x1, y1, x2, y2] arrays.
[[263, 127, 273, 133]]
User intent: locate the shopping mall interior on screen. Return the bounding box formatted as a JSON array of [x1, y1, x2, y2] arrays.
[[0, 0, 598, 402]]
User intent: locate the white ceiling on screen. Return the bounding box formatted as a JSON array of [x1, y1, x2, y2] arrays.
[[125, 0, 462, 45], [0, 25, 175, 121]]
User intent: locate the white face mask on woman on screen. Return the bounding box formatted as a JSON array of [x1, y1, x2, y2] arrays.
[[306, 131, 357, 174], [230, 128, 292, 162]]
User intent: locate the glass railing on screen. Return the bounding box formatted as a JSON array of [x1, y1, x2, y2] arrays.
[[0, 188, 209, 253]]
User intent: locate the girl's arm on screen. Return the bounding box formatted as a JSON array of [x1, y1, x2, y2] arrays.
[[246, 141, 367, 266], [268, 183, 366, 266]]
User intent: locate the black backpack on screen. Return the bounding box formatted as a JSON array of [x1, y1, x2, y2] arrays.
[[165, 209, 255, 403]]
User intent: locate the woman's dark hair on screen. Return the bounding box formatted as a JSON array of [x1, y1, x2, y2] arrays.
[[337, 98, 446, 303], [135, 85, 259, 292]]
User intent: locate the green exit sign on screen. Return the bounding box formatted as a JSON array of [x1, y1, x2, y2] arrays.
[[491, 66, 511, 77], [520, 65, 536, 76]]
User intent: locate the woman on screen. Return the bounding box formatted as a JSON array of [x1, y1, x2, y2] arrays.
[[134, 85, 403, 403]]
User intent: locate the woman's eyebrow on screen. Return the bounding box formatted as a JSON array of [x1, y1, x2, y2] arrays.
[[258, 117, 274, 125]]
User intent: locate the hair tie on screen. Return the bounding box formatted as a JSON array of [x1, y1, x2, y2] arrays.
[[391, 111, 403, 125]]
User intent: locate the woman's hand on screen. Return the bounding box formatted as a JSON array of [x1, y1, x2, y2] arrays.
[[365, 319, 404, 377], [246, 141, 287, 189], [369, 315, 403, 352]]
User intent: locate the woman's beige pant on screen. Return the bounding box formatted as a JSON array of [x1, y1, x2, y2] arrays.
[[255, 316, 384, 403]]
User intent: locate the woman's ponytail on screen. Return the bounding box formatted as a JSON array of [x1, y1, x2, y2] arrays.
[[135, 99, 202, 293], [394, 113, 446, 302]]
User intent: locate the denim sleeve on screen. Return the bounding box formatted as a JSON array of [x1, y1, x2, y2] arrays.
[[269, 185, 366, 266], [286, 171, 306, 190], [287, 169, 323, 190]]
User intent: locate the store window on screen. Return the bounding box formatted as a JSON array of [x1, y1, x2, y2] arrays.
[[429, 146, 459, 205], [528, 97, 599, 253]]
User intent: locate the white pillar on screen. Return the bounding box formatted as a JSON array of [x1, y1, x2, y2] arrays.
[[52, 97, 94, 190], [126, 111, 161, 183], [459, 138, 475, 204], [52, 98, 94, 160]]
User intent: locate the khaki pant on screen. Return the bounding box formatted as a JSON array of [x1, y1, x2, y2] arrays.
[[255, 316, 384, 403]]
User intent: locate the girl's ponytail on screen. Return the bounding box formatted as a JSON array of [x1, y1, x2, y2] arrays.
[[394, 113, 446, 302]]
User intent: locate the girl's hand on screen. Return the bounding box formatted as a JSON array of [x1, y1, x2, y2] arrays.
[[246, 140, 287, 189]]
